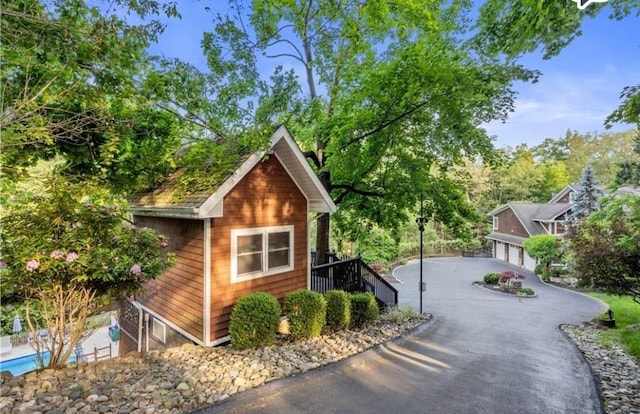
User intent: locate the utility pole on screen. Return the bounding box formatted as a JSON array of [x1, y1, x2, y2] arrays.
[[416, 194, 427, 314]]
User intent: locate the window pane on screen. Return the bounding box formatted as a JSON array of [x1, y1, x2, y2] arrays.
[[238, 252, 262, 274], [238, 234, 262, 254], [268, 232, 290, 250], [268, 249, 289, 269]]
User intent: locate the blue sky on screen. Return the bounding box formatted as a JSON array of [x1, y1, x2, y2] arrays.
[[142, 1, 639, 149]]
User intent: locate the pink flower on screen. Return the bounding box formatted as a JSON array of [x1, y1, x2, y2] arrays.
[[50, 250, 65, 259], [66, 252, 79, 262], [26, 260, 40, 272], [130, 264, 142, 275], [0, 261, 7, 269]]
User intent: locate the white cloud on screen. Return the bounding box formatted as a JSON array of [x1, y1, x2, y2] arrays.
[[485, 64, 638, 148]]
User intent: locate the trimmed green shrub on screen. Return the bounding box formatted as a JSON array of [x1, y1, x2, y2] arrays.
[[350, 292, 379, 328], [519, 287, 535, 296], [325, 290, 351, 331], [284, 290, 327, 338], [534, 264, 544, 276], [483, 272, 500, 285], [229, 292, 281, 350]]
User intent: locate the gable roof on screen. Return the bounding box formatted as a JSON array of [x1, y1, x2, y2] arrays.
[[130, 125, 337, 218], [548, 184, 580, 204], [488, 202, 572, 236]]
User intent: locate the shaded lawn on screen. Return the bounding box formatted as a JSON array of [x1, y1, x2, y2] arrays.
[[587, 293, 640, 361]]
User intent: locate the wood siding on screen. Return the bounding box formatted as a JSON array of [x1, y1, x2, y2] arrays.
[[495, 208, 529, 237], [210, 156, 308, 342], [134, 216, 204, 342]]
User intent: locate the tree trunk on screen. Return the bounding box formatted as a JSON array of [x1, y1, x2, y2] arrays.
[[315, 170, 330, 264]]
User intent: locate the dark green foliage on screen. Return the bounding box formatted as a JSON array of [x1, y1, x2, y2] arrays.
[[229, 292, 281, 350], [483, 272, 500, 285], [519, 287, 534, 296], [284, 290, 327, 338], [325, 290, 351, 331], [350, 292, 379, 328], [570, 196, 640, 304], [533, 264, 544, 276]]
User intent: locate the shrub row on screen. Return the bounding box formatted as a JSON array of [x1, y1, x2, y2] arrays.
[[229, 290, 379, 350]]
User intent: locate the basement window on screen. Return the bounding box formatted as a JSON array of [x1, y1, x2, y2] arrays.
[[231, 225, 294, 283], [151, 318, 167, 344]]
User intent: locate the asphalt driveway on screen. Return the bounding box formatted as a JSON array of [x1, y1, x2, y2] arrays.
[[196, 257, 606, 414]]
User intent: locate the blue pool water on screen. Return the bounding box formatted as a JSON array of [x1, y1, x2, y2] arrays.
[[0, 351, 77, 376]]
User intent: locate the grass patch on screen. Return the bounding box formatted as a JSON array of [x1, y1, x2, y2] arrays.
[[587, 293, 640, 360]]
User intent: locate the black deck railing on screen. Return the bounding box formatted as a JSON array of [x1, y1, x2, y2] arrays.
[[311, 257, 398, 308]]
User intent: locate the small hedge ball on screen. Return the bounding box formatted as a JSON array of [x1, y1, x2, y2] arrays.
[[325, 290, 351, 331], [483, 272, 500, 285], [284, 290, 327, 338], [350, 292, 379, 328], [229, 292, 281, 350]]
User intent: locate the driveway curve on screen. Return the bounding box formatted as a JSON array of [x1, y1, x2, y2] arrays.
[[197, 257, 606, 414]]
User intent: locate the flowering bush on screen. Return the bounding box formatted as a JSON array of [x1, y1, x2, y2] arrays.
[[498, 271, 525, 284], [1, 177, 175, 304]]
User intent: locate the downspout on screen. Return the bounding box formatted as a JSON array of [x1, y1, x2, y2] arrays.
[[203, 218, 212, 346]]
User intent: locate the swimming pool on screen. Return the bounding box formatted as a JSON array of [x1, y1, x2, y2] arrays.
[[0, 351, 77, 376]]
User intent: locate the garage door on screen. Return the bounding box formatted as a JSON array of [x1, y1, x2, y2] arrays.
[[496, 242, 506, 262], [523, 251, 537, 271], [509, 245, 520, 266]]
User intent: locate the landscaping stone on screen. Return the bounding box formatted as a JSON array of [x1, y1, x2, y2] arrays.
[[562, 324, 640, 414], [0, 315, 430, 414]]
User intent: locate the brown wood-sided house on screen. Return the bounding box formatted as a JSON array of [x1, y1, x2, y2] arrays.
[[485, 185, 577, 271], [486, 183, 640, 272], [120, 125, 336, 353]]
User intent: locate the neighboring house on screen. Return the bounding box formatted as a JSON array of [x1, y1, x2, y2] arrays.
[[120, 125, 336, 353], [486, 185, 576, 271], [487, 183, 640, 272]]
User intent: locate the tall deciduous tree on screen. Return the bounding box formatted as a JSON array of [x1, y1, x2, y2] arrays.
[[186, 0, 536, 262], [1, 0, 184, 196]]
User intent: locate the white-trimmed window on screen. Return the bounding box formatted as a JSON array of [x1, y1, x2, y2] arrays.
[[231, 225, 294, 283], [493, 216, 499, 230]]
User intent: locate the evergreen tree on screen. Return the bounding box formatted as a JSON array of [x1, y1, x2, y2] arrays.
[[568, 165, 601, 225]]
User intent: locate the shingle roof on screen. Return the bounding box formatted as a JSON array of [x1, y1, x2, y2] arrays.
[[509, 204, 549, 235], [129, 169, 214, 209], [128, 125, 337, 218], [530, 203, 572, 221], [485, 232, 528, 246]]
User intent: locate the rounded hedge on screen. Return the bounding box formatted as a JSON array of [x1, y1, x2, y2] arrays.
[[284, 290, 327, 338], [325, 290, 351, 331], [229, 292, 281, 350], [350, 292, 379, 328], [483, 272, 500, 285]]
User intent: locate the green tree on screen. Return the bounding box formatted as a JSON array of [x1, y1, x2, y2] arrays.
[[0, 175, 175, 304], [568, 165, 601, 226], [523, 234, 560, 273], [570, 196, 640, 303], [193, 0, 536, 263], [1, 0, 185, 196]]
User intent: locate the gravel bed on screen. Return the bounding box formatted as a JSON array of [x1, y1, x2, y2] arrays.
[[562, 324, 640, 414], [0, 314, 430, 414]]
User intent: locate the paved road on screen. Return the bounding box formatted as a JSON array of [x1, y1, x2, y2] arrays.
[[196, 258, 606, 414]]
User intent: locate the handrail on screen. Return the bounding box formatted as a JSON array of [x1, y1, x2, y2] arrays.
[[311, 257, 397, 308]]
